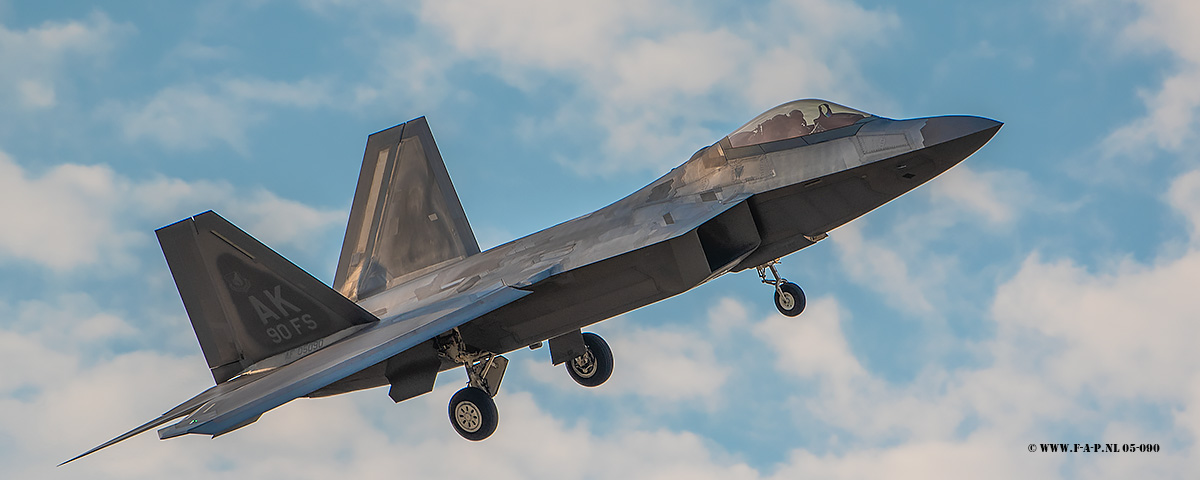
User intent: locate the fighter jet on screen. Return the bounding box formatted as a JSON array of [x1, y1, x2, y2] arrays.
[[63, 99, 1000, 463]]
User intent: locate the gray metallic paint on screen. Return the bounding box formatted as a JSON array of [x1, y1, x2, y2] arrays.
[[64, 100, 1000, 465]]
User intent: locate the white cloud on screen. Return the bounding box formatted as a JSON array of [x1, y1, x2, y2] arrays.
[[166, 42, 234, 63], [1078, 0, 1200, 154], [18, 79, 56, 108], [741, 169, 1200, 478], [830, 222, 938, 315], [42, 382, 767, 480], [347, 39, 460, 112], [0, 12, 130, 110], [3, 293, 753, 479], [284, 0, 898, 176], [599, 326, 732, 404], [0, 149, 344, 271], [992, 251, 1200, 401], [825, 161, 1048, 320], [110, 77, 336, 153], [755, 297, 967, 441], [754, 297, 866, 383], [220, 77, 334, 109], [770, 439, 1059, 480], [0, 150, 135, 270], [707, 296, 751, 335], [525, 312, 734, 406], [1166, 169, 1200, 241], [1103, 67, 1200, 154], [413, 0, 899, 176], [112, 84, 259, 153], [232, 189, 348, 248], [8, 295, 139, 347], [927, 165, 1025, 226]]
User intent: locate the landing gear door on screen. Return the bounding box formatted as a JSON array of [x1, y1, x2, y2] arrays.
[[483, 356, 508, 397], [385, 338, 440, 403], [548, 330, 587, 366]]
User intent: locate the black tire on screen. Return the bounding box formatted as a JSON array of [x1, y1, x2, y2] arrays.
[[566, 332, 614, 387], [448, 386, 498, 441], [774, 282, 806, 317]]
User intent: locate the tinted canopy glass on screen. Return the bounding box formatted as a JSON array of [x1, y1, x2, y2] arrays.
[[728, 99, 874, 148]]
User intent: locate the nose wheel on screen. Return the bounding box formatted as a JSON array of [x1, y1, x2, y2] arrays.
[[757, 260, 806, 317], [774, 282, 805, 316]]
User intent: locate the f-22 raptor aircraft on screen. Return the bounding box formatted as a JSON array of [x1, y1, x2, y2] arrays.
[[65, 99, 1000, 463]]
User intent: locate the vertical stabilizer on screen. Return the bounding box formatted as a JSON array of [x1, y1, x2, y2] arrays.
[[157, 211, 378, 384], [334, 117, 480, 301]]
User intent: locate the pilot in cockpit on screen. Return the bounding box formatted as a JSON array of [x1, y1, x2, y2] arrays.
[[727, 100, 874, 148], [753, 109, 815, 145], [784, 109, 816, 137]]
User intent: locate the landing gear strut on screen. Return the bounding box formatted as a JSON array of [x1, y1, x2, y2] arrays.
[[439, 329, 507, 441], [757, 260, 806, 317]]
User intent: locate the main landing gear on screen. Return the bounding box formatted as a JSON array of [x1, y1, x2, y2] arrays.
[[757, 259, 806, 317], [565, 332, 613, 388], [440, 329, 507, 441], [438, 329, 615, 441]]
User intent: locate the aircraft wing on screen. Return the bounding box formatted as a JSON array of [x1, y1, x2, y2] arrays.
[[64, 282, 530, 465]]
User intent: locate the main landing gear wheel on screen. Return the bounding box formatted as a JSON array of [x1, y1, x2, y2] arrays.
[[567, 332, 614, 387], [448, 386, 498, 441], [439, 329, 505, 441], [774, 282, 806, 317]]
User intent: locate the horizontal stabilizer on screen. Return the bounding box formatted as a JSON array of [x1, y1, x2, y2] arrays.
[[60, 412, 183, 466], [59, 375, 256, 465]]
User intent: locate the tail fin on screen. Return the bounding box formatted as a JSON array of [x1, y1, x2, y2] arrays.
[[334, 117, 480, 302], [157, 211, 377, 384]]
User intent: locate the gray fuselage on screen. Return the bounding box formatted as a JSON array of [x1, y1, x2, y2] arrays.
[[311, 113, 1001, 396]]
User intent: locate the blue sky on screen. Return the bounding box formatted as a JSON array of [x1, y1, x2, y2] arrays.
[[2, 0, 1199, 478]]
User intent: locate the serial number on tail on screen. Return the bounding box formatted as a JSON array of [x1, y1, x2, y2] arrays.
[[284, 337, 325, 361]]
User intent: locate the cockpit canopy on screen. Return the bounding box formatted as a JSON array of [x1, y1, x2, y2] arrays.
[[728, 99, 875, 148]]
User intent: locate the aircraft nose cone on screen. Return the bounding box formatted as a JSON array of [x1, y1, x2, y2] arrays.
[[921, 115, 1002, 147]]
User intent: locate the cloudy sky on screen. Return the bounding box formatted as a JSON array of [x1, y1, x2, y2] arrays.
[[2, 0, 1198, 478]]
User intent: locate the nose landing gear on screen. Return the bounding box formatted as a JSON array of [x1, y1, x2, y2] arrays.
[[757, 260, 806, 317]]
